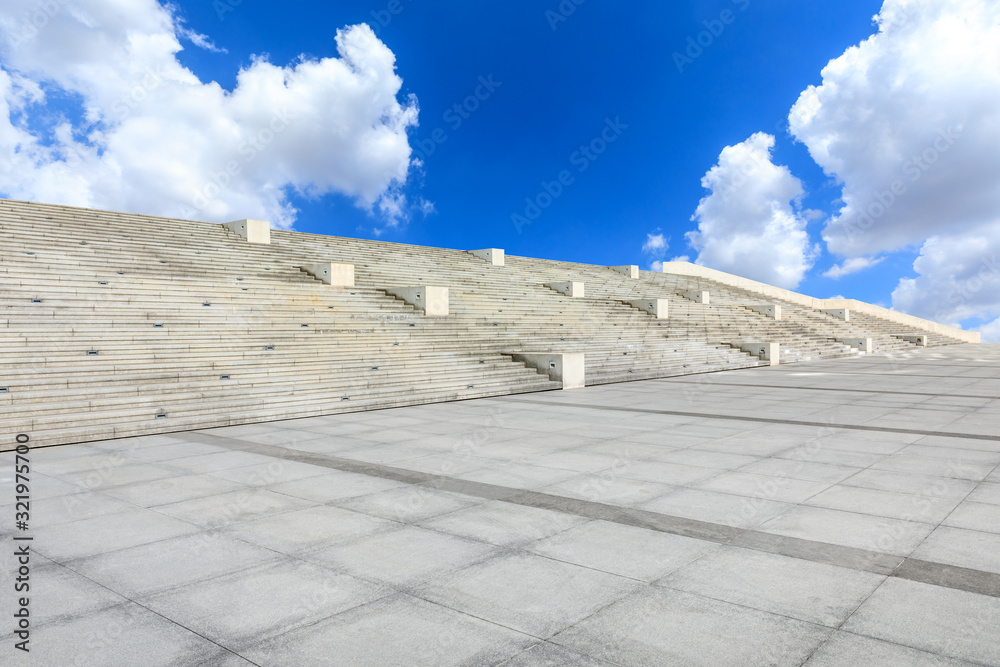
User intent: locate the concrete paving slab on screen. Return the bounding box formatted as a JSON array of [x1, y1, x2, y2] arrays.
[[843, 578, 1000, 664], [415, 552, 641, 638], [304, 525, 497, 589], [910, 525, 1000, 574], [141, 560, 388, 647], [803, 631, 978, 666], [243, 593, 536, 666], [758, 505, 935, 556], [332, 485, 484, 523], [527, 519, 717, 581], [31, 508, 200, 561], [266, 469, 408, 502], [419, 500, 586, 547], [66, 532, 281, 598], [222, 505, 398, 554], [551, 587, 832, 666], [658, 546, 884, 626]]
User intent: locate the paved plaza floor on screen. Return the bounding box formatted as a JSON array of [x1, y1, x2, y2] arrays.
[[4, 344, 1000, 665]]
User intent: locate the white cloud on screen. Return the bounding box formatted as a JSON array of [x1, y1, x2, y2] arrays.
[[890, 224, 1000, 327], [977, 317, 1000, 344], [822, 256, 885, 279], [685, 132, 817, 289], [0, 0, 420, 229], [641, 229, 669, 270], [789, 0, 1000, 258], [642, 232, 667, 254]]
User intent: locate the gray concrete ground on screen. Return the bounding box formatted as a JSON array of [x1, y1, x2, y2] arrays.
[[3, 344, 1000, 666]]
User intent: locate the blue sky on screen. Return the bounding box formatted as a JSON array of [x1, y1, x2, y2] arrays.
[[2, 0, 999, 337], [176, 0, 886, 295]]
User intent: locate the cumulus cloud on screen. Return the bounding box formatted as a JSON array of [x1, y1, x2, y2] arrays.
[[822, 256, 885, 279], [0, 0, 420, 229], [789, 0, 1000, 258], [685, 132, 818, 289], [641, 230, 668, 270], [890, 224, 1000, 328]]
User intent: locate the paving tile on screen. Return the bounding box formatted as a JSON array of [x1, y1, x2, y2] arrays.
[[871, 455, 995, 481], [620, 461, 720, 486], [839, 468, 978, 499], [758, 505, 934, 556], [658, 546, 884, 626], [142, 560, 388, 647], [164, 450, 278, 474], [804, 485, 962, 523], [101, 473, 247, 507], [843, 578, 1000, 664], [304, 525, 496, 588], [419, 501, 586, 547], [966, 481, 1000, 505], [551, 587, 831, 666], [243, 593, 535, 666], [803, 631, 979, 666], [56, 462, 188, 490], [224, 505, 397, 554], [209, 460, 331, 486], [528, 520, 717, 581], [497, 642, 616, 666], [267, 470, 408, 503], [67, 532, 280, 598], [33, 492, 137, 526], [642, 488, 794, 529], [455, 463, 581, 490], [539, 474, 674, 507], [332, 486, 483, 523], [31, 508, 199, 561], [153, 488, 316, 528], [23, 561, 130, 628], [6, 602, 228, 666], [738, 458, 859, 484], [941, 501, 1000, 534], [910, 526, 1000, 574], [695, 471, 830, 503], [415, 552, 640, 638]]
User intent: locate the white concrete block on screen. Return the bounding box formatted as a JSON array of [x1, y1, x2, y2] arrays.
[[301, 263, 354, 286], [547, 281, 585, 298], [838, 337, 873, 354], [629, 299, 669, 319], [224, 219, 270, 244], [470, 248, 504, 266], [894, 334, 928, 347], [683, 290, 710, 304], [822, 308, 850, 321], [509, 352, 585, 390], [746, 304, 781, 320], [611, 265, 639, 279], [385, 286, 449, 316], [739, 342, 780, 366]]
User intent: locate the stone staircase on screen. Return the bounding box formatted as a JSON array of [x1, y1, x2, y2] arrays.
[[0, 199, 971, 448]]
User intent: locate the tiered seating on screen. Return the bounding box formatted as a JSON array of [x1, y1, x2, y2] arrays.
[[0, 198, 970, 447], [0, 201, 561, 446]]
